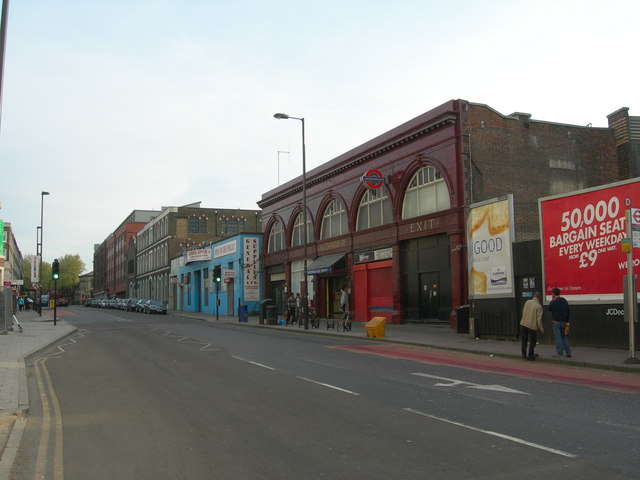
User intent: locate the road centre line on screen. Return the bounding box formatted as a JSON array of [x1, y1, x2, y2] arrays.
[[297, 377, 359, 395], [404, 408, 577, 459], [232, 356, 276, 370]]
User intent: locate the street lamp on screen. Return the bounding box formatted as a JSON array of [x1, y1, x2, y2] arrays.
[[37, 191, 49, 316], [274, 113, 309, 329]]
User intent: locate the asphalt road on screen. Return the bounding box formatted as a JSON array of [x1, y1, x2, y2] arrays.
[[10, 307, 640, 479]]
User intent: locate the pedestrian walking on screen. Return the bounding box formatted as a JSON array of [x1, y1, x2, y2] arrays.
[[548, 287, 571, 358], [17, 296, 25, 311], [519, 292, 544, 360]]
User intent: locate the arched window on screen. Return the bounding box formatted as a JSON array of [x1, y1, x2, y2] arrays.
[[402, 166, 451, 219], [291, 211, 312, 247], [320, 199, 348, 240], [267, 220, 284, 253], [356, 188, 392, 230]]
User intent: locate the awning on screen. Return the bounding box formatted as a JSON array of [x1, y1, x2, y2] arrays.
[[307, 253, 345, 275]]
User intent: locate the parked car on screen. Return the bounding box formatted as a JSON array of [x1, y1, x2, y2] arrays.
[[57, 297, 69, 307], [125, 298, 140, 312], [85, 298, 94, 307], [134, 299, 148, 313], [144, 300, 167, 315]]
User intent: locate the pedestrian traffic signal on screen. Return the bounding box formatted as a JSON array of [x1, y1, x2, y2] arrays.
[[52, 259, 60, 280], [213, 266, 221, 283]]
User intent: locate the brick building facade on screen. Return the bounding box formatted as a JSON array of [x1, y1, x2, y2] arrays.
[[259, 99, 636, 348]]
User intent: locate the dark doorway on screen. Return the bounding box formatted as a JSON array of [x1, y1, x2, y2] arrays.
[[401, 234, 451, 322], [420, 272, 440, 319]]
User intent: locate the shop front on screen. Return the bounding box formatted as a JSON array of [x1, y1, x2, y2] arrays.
[[178, 235, 262, 316]]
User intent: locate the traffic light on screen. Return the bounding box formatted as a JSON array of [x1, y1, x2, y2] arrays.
[[52, 259, 60, 280], [213, 266, 221, 283]]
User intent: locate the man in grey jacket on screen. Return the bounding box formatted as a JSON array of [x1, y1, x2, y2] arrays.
[[520, 291, 545, 360]]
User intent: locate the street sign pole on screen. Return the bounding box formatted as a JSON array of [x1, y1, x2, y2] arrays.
[[624, 209, 639, 364]]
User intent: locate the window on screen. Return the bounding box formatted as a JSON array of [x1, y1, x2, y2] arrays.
[[221, 216, 246, 236], [188, 216, 207, 234], [320, 199, 348, 240], [268, 220, 284, 253], [291, 211, 312, 247], [402, 166, 451, 219], [356, 188, 392, 230], [291, 259, 314, 300]]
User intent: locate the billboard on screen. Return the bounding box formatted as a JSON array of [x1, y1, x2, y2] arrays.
[[539, 178, 640, 303], [467, 196, 515, 299]]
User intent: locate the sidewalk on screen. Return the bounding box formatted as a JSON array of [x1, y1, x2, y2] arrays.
[[176, 311, 640, 375], [0, 309, 76, 479]]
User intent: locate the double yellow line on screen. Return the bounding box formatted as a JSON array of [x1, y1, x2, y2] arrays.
[[32, 357, 64, 480]]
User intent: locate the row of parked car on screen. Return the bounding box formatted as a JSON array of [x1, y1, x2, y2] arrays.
[[85, 297, 168, 314]]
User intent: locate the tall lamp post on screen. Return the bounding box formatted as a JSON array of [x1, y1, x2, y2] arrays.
[[37, 191, 49, 316], [274, 113, 309, 329]]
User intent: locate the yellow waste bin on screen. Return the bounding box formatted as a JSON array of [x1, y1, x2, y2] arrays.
[[365, 316, 386, 338]]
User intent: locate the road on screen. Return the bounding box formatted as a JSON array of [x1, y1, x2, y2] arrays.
[[10, 306, 640, 479]]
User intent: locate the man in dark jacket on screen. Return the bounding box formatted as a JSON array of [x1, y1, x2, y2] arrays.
[[548, 287, 571, 358]]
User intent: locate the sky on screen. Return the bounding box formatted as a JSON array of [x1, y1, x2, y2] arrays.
[[1, 0, 638, 274]]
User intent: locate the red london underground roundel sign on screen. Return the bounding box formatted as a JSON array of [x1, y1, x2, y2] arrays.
[[361, 169, 386, 189]]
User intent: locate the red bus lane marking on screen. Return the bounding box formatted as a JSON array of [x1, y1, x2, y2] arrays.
[[331, 344, 640, 394]]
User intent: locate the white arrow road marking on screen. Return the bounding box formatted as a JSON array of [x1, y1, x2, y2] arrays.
[[412, 373, 529, 395]]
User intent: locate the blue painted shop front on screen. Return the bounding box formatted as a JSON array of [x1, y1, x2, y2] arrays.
[[178, 235, 262, 316]]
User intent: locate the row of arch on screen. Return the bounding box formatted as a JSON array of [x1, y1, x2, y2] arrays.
[[130, 273, 170, 303], [267, 165, 452, 252]]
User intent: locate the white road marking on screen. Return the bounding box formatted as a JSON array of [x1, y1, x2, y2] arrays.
[[411, 372, 529, 395], [232, 356, 276, 370], [404, 408, 577, 458], [298, 377, 359, 395]]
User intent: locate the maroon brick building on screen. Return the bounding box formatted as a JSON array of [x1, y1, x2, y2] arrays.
[[258, 100, 635, 347]]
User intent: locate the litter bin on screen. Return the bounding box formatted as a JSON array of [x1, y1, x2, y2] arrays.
[[239, 304, 248, 323], [259, 299, 272, 325], [365, 316, 386, 338], [455, 305, 470, 334], [266, 305, 278, 325]]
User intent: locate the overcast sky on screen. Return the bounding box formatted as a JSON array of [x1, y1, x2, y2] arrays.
[[1, 0, 638, 273]]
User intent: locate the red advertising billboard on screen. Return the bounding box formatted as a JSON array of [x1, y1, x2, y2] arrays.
[[539, 178, 640, 303]]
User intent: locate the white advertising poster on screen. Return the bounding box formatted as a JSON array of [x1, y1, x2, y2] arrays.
[[31, 255, 40, 282], [467, 196, 515, 299], [243, 237, 260, 301]]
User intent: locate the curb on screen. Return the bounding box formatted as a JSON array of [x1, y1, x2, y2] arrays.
[[176, 313, 640, 376]]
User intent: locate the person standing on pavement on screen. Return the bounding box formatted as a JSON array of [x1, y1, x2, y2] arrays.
[[285, 292, 297, 326], [548, 287, 571, 358], [340, 287, 349, 313], [520, 291, 544, 360]]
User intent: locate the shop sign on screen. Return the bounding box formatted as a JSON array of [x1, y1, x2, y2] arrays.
[[214, 240, 237, 258], [186, 248, 212, 263], [271, 272, 285, 282], [355, 247, 393, 264]]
